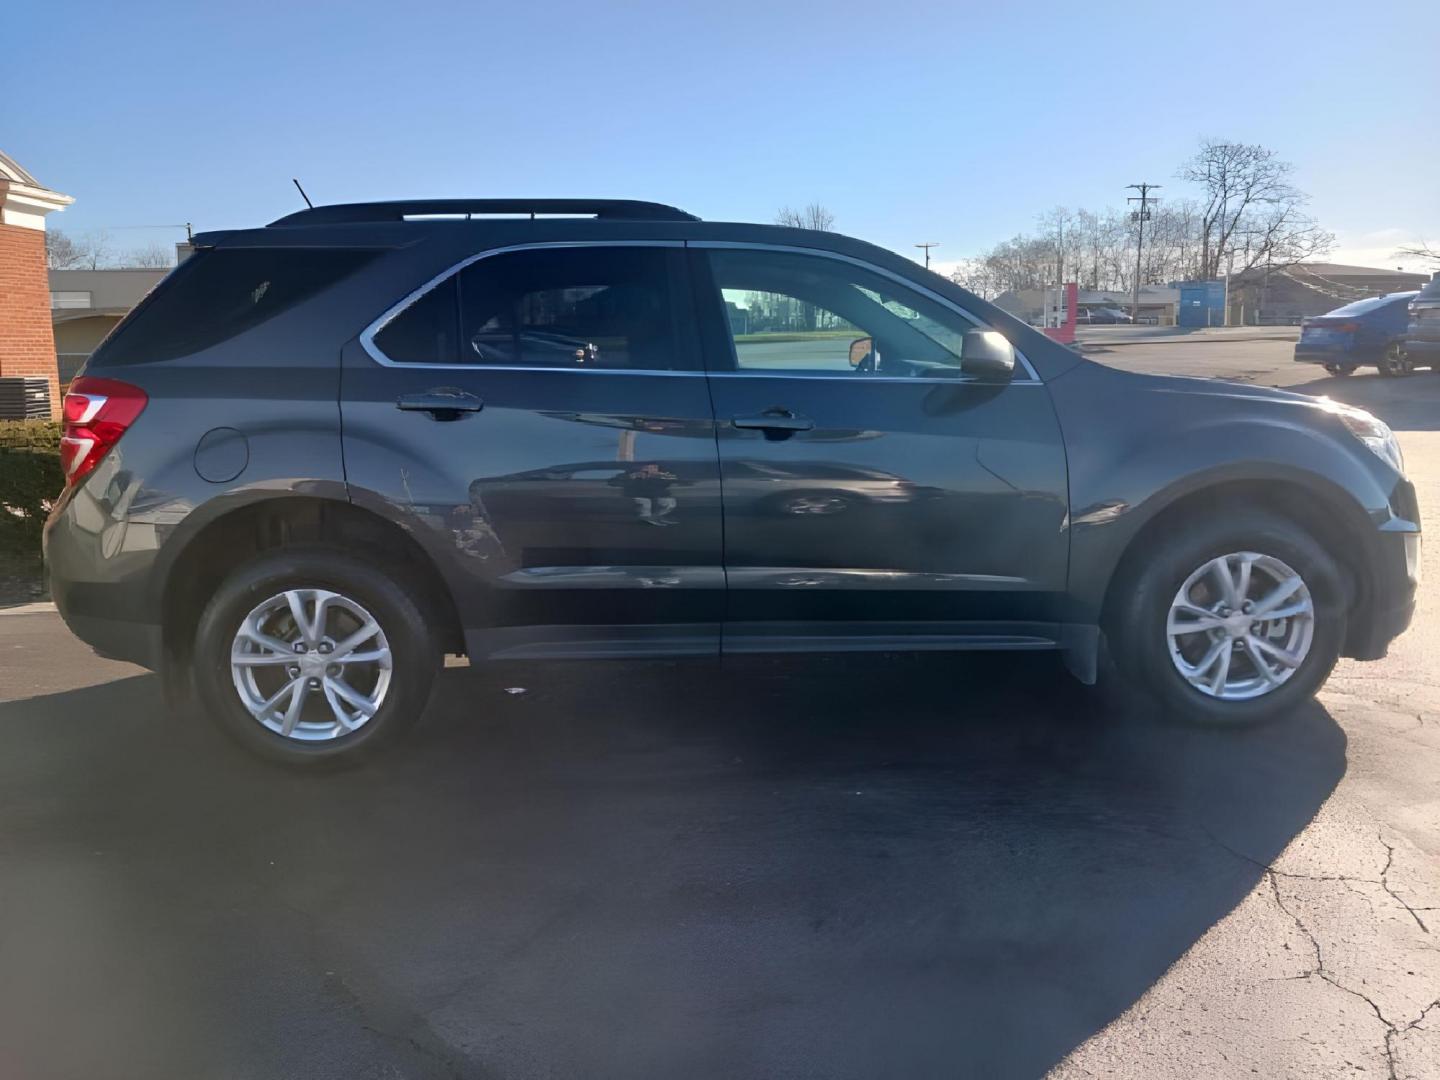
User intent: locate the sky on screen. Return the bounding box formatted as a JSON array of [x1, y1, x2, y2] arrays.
[[7, 0, 1438, 276]]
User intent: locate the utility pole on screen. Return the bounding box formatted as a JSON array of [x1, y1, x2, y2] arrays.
[[915, 242, 939, 269], [1127, 183, 1159, 323]]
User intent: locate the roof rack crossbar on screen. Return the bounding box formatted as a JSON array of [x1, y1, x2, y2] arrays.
[[269, 199, 699, 227]]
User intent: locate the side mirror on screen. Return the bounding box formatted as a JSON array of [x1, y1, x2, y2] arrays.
[[848, 337, 874, 367], [961, 329, 1016, 381]]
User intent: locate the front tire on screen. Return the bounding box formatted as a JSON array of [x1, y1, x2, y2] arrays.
[[193, 548, 438, 765], [1109, 511, 1345, 726]]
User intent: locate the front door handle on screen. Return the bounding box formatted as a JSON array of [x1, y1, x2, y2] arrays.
[[396, 388, 484, 420], [732, 408, 814, 434]]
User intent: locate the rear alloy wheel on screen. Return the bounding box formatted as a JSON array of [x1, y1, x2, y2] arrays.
[[1110, 510, 1344, 726], [195, 549, 437, 765], [1323, 363, 1356, 377], [230, 589, 394, 741], [1379, 342, 1413, 377]]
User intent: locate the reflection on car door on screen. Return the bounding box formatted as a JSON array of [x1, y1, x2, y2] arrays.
[[690, 245, 1069, 649], [340, 243, 724, 659]]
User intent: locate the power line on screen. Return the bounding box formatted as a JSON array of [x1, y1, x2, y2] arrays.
[[1126, 183, 1160, 322]]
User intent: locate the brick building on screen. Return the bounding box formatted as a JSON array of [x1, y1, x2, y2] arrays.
[[0, 151, 74, 418]]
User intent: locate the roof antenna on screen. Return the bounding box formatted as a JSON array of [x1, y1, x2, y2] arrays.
[[292, 178, 314, 209]]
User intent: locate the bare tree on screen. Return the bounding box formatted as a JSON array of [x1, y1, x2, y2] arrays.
[[45, 229, 89, 269], [1396, 242, 1440, 268], [775, 203, 836, 231], [1180, 139, 1332, 278], [46, 228, 116, 269], [80, 229, 113, 270], [121, 243, 175, 268], [948, 258, 1001, 299], [1036, 207, 1076, 286]]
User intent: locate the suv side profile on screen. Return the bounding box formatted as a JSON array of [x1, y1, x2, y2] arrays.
[[44, 200, 1420, 765]]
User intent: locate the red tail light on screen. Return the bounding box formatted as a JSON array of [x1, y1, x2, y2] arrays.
[[59, 376, 148, 486]]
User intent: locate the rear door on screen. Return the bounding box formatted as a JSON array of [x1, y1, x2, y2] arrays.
[[340, 242, 724, 659], [690, 243, 1070, 649]]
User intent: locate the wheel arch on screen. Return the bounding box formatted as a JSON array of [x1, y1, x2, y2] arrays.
[[1095, 470, 1378, 654], [158, 494, 464, 664]]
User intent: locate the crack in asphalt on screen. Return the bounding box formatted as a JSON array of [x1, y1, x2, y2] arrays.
[[1208, 828, 1432, 934], [1379, 834, 1431, 934], [1265, 872, 1438, 1080], [1206, 829, 1380, 886]]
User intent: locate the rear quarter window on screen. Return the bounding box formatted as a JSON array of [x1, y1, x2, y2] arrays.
[[92, 248, 379, 365]]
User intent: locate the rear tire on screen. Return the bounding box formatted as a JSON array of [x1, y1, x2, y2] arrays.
[[1379, 343, 1413, 377], [193, 548, 438, 766], [1108, 511, 1345, 727], [1323, 363, 1356, 377]]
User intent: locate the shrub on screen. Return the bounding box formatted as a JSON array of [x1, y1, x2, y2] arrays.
[[0, 420, 64, 561]]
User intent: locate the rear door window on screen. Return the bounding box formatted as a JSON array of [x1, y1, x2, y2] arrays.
[[95, 248, 378, 365], [368, 246, 693, 371]]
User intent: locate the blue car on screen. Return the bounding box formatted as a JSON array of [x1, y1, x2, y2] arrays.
[[1295, 292, 1420, 377]]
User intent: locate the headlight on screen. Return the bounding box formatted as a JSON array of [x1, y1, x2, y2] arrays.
[[1323, 400, 1404, 473]]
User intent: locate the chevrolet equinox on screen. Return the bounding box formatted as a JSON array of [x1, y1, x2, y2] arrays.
[[43, 199, 1420, 764]]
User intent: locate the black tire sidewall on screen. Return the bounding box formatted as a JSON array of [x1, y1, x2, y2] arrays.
[[194, 548, 437, 765], [1116, 513, 1345, 726]]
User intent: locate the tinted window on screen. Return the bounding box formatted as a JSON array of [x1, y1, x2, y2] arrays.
[[95, 248, 378, 365], [373, 277, 460, 364], [458, 247, 685, 370], [706, 249, 980, 377], [372, 247, 688, 370]]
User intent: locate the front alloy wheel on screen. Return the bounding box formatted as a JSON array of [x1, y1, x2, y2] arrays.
[[1166, 552, 1315, 700], [231, 589, 393, 741], [1108, 509, 1344, 726]]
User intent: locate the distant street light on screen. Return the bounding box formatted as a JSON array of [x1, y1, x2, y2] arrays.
[[915, 242, 939, 269]]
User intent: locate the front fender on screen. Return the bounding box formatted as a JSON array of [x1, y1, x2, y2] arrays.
[[1050, 364, 1403, 622]]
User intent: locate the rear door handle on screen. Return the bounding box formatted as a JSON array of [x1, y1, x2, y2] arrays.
[[396, 388, 484, 419], [732, 409, 814, 433]]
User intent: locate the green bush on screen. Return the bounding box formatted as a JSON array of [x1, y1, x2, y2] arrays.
[[0, 420, 64, 560]]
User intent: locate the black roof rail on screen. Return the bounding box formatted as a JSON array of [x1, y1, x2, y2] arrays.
[[268, 199, 699, 227]]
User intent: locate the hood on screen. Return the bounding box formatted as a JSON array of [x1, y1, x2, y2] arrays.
[[1089, 365, 1327, 410]]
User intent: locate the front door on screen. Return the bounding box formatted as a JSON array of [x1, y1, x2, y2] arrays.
[[341, 243, 724, 658], [690, 244, 1069, 646]]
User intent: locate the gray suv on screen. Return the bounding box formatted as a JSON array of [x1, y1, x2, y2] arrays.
[[44, 199, 1420, 765]]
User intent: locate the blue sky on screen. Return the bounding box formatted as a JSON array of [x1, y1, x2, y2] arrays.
[[7, 0, 1437, 273]]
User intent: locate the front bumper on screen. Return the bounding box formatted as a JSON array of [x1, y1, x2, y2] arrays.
[[1346, 506, 1420, 661]]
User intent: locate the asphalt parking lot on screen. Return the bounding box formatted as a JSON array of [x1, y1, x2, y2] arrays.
[[2, 333, 1437, 1080]]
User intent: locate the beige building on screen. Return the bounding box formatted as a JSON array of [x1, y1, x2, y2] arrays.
[[50, 267, 168, 383]]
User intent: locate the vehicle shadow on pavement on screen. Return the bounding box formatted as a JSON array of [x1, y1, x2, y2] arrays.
[[1289, 372, 1440, 432], [0, 654, 1345, 1080]]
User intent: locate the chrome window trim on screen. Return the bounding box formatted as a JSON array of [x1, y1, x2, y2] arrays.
[[691, 240, 1042, 383], [359, 238, 1042, 385]]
